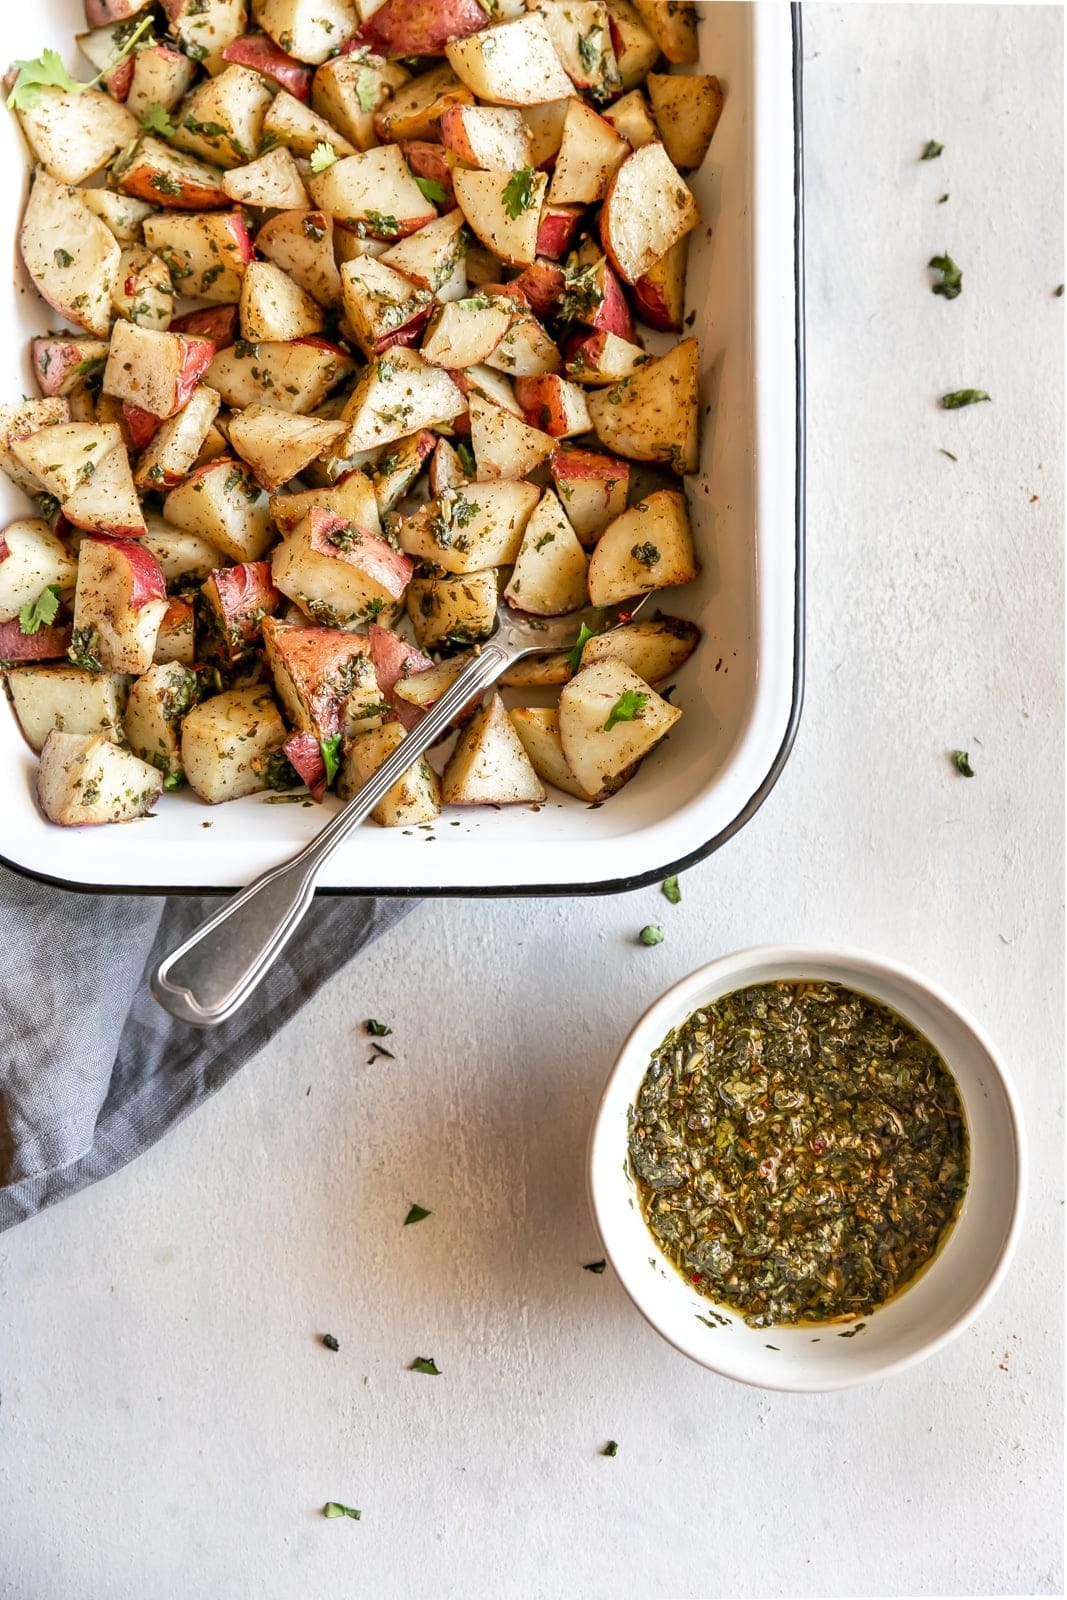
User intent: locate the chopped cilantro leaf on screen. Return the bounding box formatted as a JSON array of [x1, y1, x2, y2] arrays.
[[404, 1204, 431, 1225], [603, 1440, 618, 1456], [310, 141, 339, 173], [322, 1334, 340, 1351], [319, 733, 342, 786], [141, 102, 175, 137], [921, 140, 943, 160], [566, 620, 599, 672], [414, 175, 448, 205], [638, 925, 664, 946], [355, 66, 378, 112], [941, 389, 990, 409], [603, 689, 648, 731], [583, 1260, 606, 1273], [951, 749, 975, 777], [661, 875, 681, 904], [366, 1019, 392, 1036], [323, 1502, 361, 1520], [410, 1356, 440, 1375], [929, 252, 962, 299], [502, 166, 536, 220], [18, 585, 61, 635]]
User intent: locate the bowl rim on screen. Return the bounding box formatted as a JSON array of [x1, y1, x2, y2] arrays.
[[586, 941, 1028, 1392]]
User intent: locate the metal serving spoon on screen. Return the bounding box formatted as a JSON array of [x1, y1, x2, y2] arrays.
[[152, 596, 646, 1026]]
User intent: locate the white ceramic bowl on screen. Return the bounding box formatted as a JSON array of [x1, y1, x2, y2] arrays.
[[588, 945, 1026, 1392]]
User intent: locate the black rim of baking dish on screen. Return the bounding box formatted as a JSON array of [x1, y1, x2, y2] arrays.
[[1, 5, 807, 902]]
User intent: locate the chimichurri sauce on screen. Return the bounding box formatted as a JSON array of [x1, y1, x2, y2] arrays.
[[627, 981, 969, 1328]]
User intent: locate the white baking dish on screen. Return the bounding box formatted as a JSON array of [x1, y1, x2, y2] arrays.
[[0, 1, 804, 895]]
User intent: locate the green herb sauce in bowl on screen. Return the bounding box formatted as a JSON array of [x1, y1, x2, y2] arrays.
[[627, 980, 969, 1329]]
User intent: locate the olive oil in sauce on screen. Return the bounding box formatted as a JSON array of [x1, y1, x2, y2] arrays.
[[627, 980, 969, 1328]]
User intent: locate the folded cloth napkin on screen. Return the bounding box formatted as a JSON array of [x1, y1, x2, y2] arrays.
[[0, 865, 415, 1232]]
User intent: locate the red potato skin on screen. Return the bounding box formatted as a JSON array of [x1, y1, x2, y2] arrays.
[[514, 376, 579, 438], [589, 261, 635, 341], [362, 0, 488, 59], [32, 339, 103, 398], [374, 307, 432, 355], [368, 621, 432, 731], [174, 338, 218, 413], [295, 335, 351, 359], [270, 624, 371, 734], [161, 594, 193, 632], [119, 161, 228, 212], [631, 274, 684, 333], [306, 510, 413, 600], [123, 403, 163, 451], [511, 261, 565, 317], [170, 304, 239, 346], [222, 35, 313, 99], [85, 534, 167, 607], [536, 208, 583, 261], [282, 731, 327, 802], [102, 55, 135, 101], [551, 445, 629, 490], [203, 561, 281, 660], [399, 142, 455, 206], [0, 620, 72, 661]]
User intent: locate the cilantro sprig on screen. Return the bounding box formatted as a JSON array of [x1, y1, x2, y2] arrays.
[[414, 175, 448, 206], [319, 733, 342, 786], [141, 102, 176, 137], [309, 141, 339, 173], [8, 15, 154, 111]]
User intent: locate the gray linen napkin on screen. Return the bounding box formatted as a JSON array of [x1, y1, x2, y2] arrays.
[[0, 866, 415, 1232]]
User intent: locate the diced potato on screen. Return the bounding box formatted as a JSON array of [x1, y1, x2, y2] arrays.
[[499, 650, 570, 688], [602, 0, 659, 87], [125, 42, 198, 123], [311, 50, 409, 150], [252, 0, 358, 65], [647, 73, 724, 172], [558, 658, 680, 799], [445, 15, 573, 105], [103, 320, 216, 419], [309, 145, 436, 239], [165, 0, 249, 75], [548, 99, 629, 206], [124, 662, 201, 784], [19, 174, 121, 337], [36, 730, 163, 825], [227, 406, 346, 491], [441, 692, 545, 804], [256, 209, 342, 307], [514, 374, 591, 436], [628, 0, 699, 65], [79, 188, 157, 244], [0, 399, 72, 497], [379, 209, 469, 297], [483, 307, 561, 376], [510, 705, 592, 799], [565, 330, 650, 387], [110, 246, 174, 333], [392, 655, 464, 707], [14, 86, 138, 185], [372, 63, 472, 144], [261, 87, 357, 157], [141, 516, 225, 586], [262, 616, 373, 738], [223, 147, 309, 209], [398, 480, 538, 574], [631, 234, 688, 331], [116, 136, 230, 211], [181, 685, 287, 804], [504, 489, 587, 615], [7, 664, 127, 753], [421, 297, 514, 369], [154, 595, 196, 663], [61, 442, 147, 541], [439, 104, 531, 170], [550, 445, 628, 544], [172, 64, 273, 168], [205, 338, 354, 413], [587, 490, 697, 606], [453, 166, 547, 268], [586, 338, 699, 473], [339, 348, 465, 455], [0, 519, 77, 624], [429, 437, 468, 496], [164, 457, 273, 562], [406, 567, 498, 653], [337, 719, 441, 826], [70, 535, 168, 675], [371, 430, 436, 514], [531, 1, 619, 96], [468, 394, 554, 480], [32, 335, 109, 400], [143, 211, 253, 304], [12, 423, 122, 504], [239, 260, 325, 341], [272, 507, 412, 627], [200, 560, 280, 662], [602, 88, 657, 149], [600, 141, 699, 285], [522, 97, 569, 165], [134, 386, 222, 491], [340, 257, 433, 357], [361, 0, 488, 58], [271, 469, 380, 535], [579, 614, 699, 682]]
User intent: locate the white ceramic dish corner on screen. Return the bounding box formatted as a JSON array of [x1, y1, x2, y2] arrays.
[[0, 3, 803, 893], [588, 945, 1026, 1392]]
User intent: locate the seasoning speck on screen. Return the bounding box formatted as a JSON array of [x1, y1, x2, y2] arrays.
[[603, 1440, 618, 1457], [322, 1333, 340, 1351]]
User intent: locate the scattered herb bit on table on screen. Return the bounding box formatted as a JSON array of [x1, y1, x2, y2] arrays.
[[938, 449, 958, 461], [1055, 284, 1064, 297], [661, 875, 682, 904], [951, 749, 975, 776], [603, 1440, 619, 1457], [323, 1502, 361, 1520], [404, 1204, 431, 1226], [638, 925, 664, 947], [410, 1356, 441, 1375], [929, 252, 962, 299], [921, 139, 944, 160], [583, 1260, 607, 1274], [627, 980, 968, 1328], [366, 1019, 392, 1036], [322, 1333, 340, 1351], [941, 389, 990, 409]]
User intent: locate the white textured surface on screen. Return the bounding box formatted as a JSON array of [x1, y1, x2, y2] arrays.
[[0, 5, 1063, 1597]]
